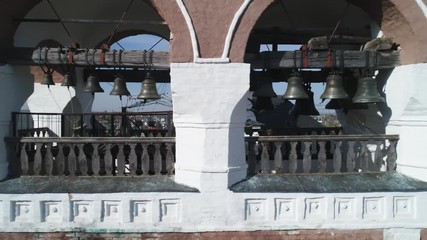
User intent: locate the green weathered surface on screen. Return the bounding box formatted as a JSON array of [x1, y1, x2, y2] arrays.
[[0, 176, 198, 194], [230, 172, 427, 193]]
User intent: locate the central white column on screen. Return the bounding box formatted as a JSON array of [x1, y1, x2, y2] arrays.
[[171, 63, 250, 191]]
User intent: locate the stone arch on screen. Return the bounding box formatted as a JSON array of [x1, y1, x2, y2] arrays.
[[94, 29, 170, 49]]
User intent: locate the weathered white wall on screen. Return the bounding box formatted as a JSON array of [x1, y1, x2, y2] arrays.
[[0, 65, 33, 180], [0, 191, 425, 233], [171, 63, 250, 191], [386, 63, 427, 182]]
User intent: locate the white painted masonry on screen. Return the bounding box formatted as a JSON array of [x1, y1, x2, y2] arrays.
[[0, 191, 425, 232], [386, 63, 427, 182], [171, 63, 249, 191], [0, 66, 33, 180]]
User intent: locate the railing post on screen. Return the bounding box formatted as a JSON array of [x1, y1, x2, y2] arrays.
[[274, 142, 283, 174], [12, 112, 17, 137], [289, 142, 298, 173], [303, 141, 312, 173]]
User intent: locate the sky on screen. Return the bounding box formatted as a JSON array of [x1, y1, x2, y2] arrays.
[[92, 35, 333, 114]]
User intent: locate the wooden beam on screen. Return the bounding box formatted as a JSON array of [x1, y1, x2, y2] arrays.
[[250, 50, 400, 69], [3, 47, 399, 70]]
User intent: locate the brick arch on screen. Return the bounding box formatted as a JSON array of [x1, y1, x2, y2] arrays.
[[94, 29, 170, 49], [229, 0, 427, 64]]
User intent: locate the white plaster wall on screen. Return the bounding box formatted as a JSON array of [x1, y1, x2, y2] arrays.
[[0, 191, 425, 233], [171, 63, 250, 191], [0, 66, 33, 180], [386, 63, 427, 182]]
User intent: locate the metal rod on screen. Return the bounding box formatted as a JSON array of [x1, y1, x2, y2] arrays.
[[13, 18, 167, 25]]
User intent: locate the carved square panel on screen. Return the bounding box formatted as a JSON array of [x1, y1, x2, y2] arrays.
[[275, 198, 297, 221], [12, 201, 32, 222], [160, 199, 181, 223], [304, 198, 326, 221], [245, 199, 267, 222], [72, 201, 93, 222], [363, 197, 385, 220], [393, 196, 415, 219], [131, 200, 152, 223], [334, 197, 356, 220], [102, 201, 121, 222], [41, 201, 62, 223]]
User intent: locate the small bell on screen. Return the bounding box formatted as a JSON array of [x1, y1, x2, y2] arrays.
[[253, 81, 277, 98], [283, 72, 309, 99], [83, 74, 104, 93], [325, 99, 343, 109], [110, 74, 130, 97], [137, 72, 161, 101], [61, 73, 76, 87], [320, 72, 349, 99], [289, 90, 319, 117], [352, 74, 385, 103], [41, 73, 55, 86]]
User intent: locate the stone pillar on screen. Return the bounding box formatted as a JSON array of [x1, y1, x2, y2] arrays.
[[386, 63, 427, 182], [171, 63, 249, 191], [0, 66, 33, 180]]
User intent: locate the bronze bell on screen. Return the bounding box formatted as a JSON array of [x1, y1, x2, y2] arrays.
[[253, 81, 277, 98], [83, 74, 104, 93], [325, 99, 343, 109], [352, 74, 385, 103], [110, 74, 130, 96], [41, 73, 55, 86], [61, 73, 76, 87], [253, 97, 275, 111], [320, 72, 349, 99], [283, 72, 309, 99], [137, 72, 161, 100]]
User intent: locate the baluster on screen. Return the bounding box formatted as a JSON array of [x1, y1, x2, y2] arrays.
[[360, 142, 369, 172], [247, 140, 257, 175], [274, 142, 283, 173], [386, 140, 397, 171], [45, 143, 53, 176], [289, 142, 298, 173], [333, 141, 342, 173], [311, 131, 317, 154], [154, 144, 162, 174], [156, 132, 162, 137], [104, 144, 113, 176], [166, 143, 175, 175], [116, 144, 125, 176], [77, 144, 87, 175], [92, 143, 100, 176], [374, 141, 384, 171], [68, 144, 77, 176], [141, 144, 149, 175], [56, 144, 65, 176], [329, 131, 336, 154], [34, 143, 42, 175], [260, 142, 269, 173], [303, 142, 312, 173], [128, 143, 137, 176], [20, 143, 29, 175], [346, 141, 356, 172], [318, 141, 327, 173]]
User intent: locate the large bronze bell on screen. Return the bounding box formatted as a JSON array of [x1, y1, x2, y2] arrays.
[[83, 74, 104, 93], [61, 73, 76, 87], [41, 73, 55, 86], [137, 72, 161, 100], [320, 72, 349, 99], [110, 74, 130, 96], [352, 74, 385, 103], [253, 81, 277, 98], [283, 72, 309, 99]]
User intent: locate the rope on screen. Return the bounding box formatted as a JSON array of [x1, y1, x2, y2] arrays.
[[328, 2, 350, 44], [105, 0, 135, 47], [46, 0, 76, 43]]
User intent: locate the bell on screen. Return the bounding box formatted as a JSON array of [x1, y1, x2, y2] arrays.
[[325, 99, 343, 109], [61, 73, 76, 87], [289, 90, 319, 117], [137, 72, 161, 100], [83, 74, 104, 93], [283, 72, 309, 99], [110, 74, 130, 96], [253, 97, 275, 111], [352, 75, 385, 103], [320, 72, 349, 99], [253, 81, 277, 98], [41, 73, 55, 86]]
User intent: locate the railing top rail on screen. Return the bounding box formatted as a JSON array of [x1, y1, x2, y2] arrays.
[[12, 111, 173, 116], [246, 134, 399, 142], [5, 137, 176, 144]]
